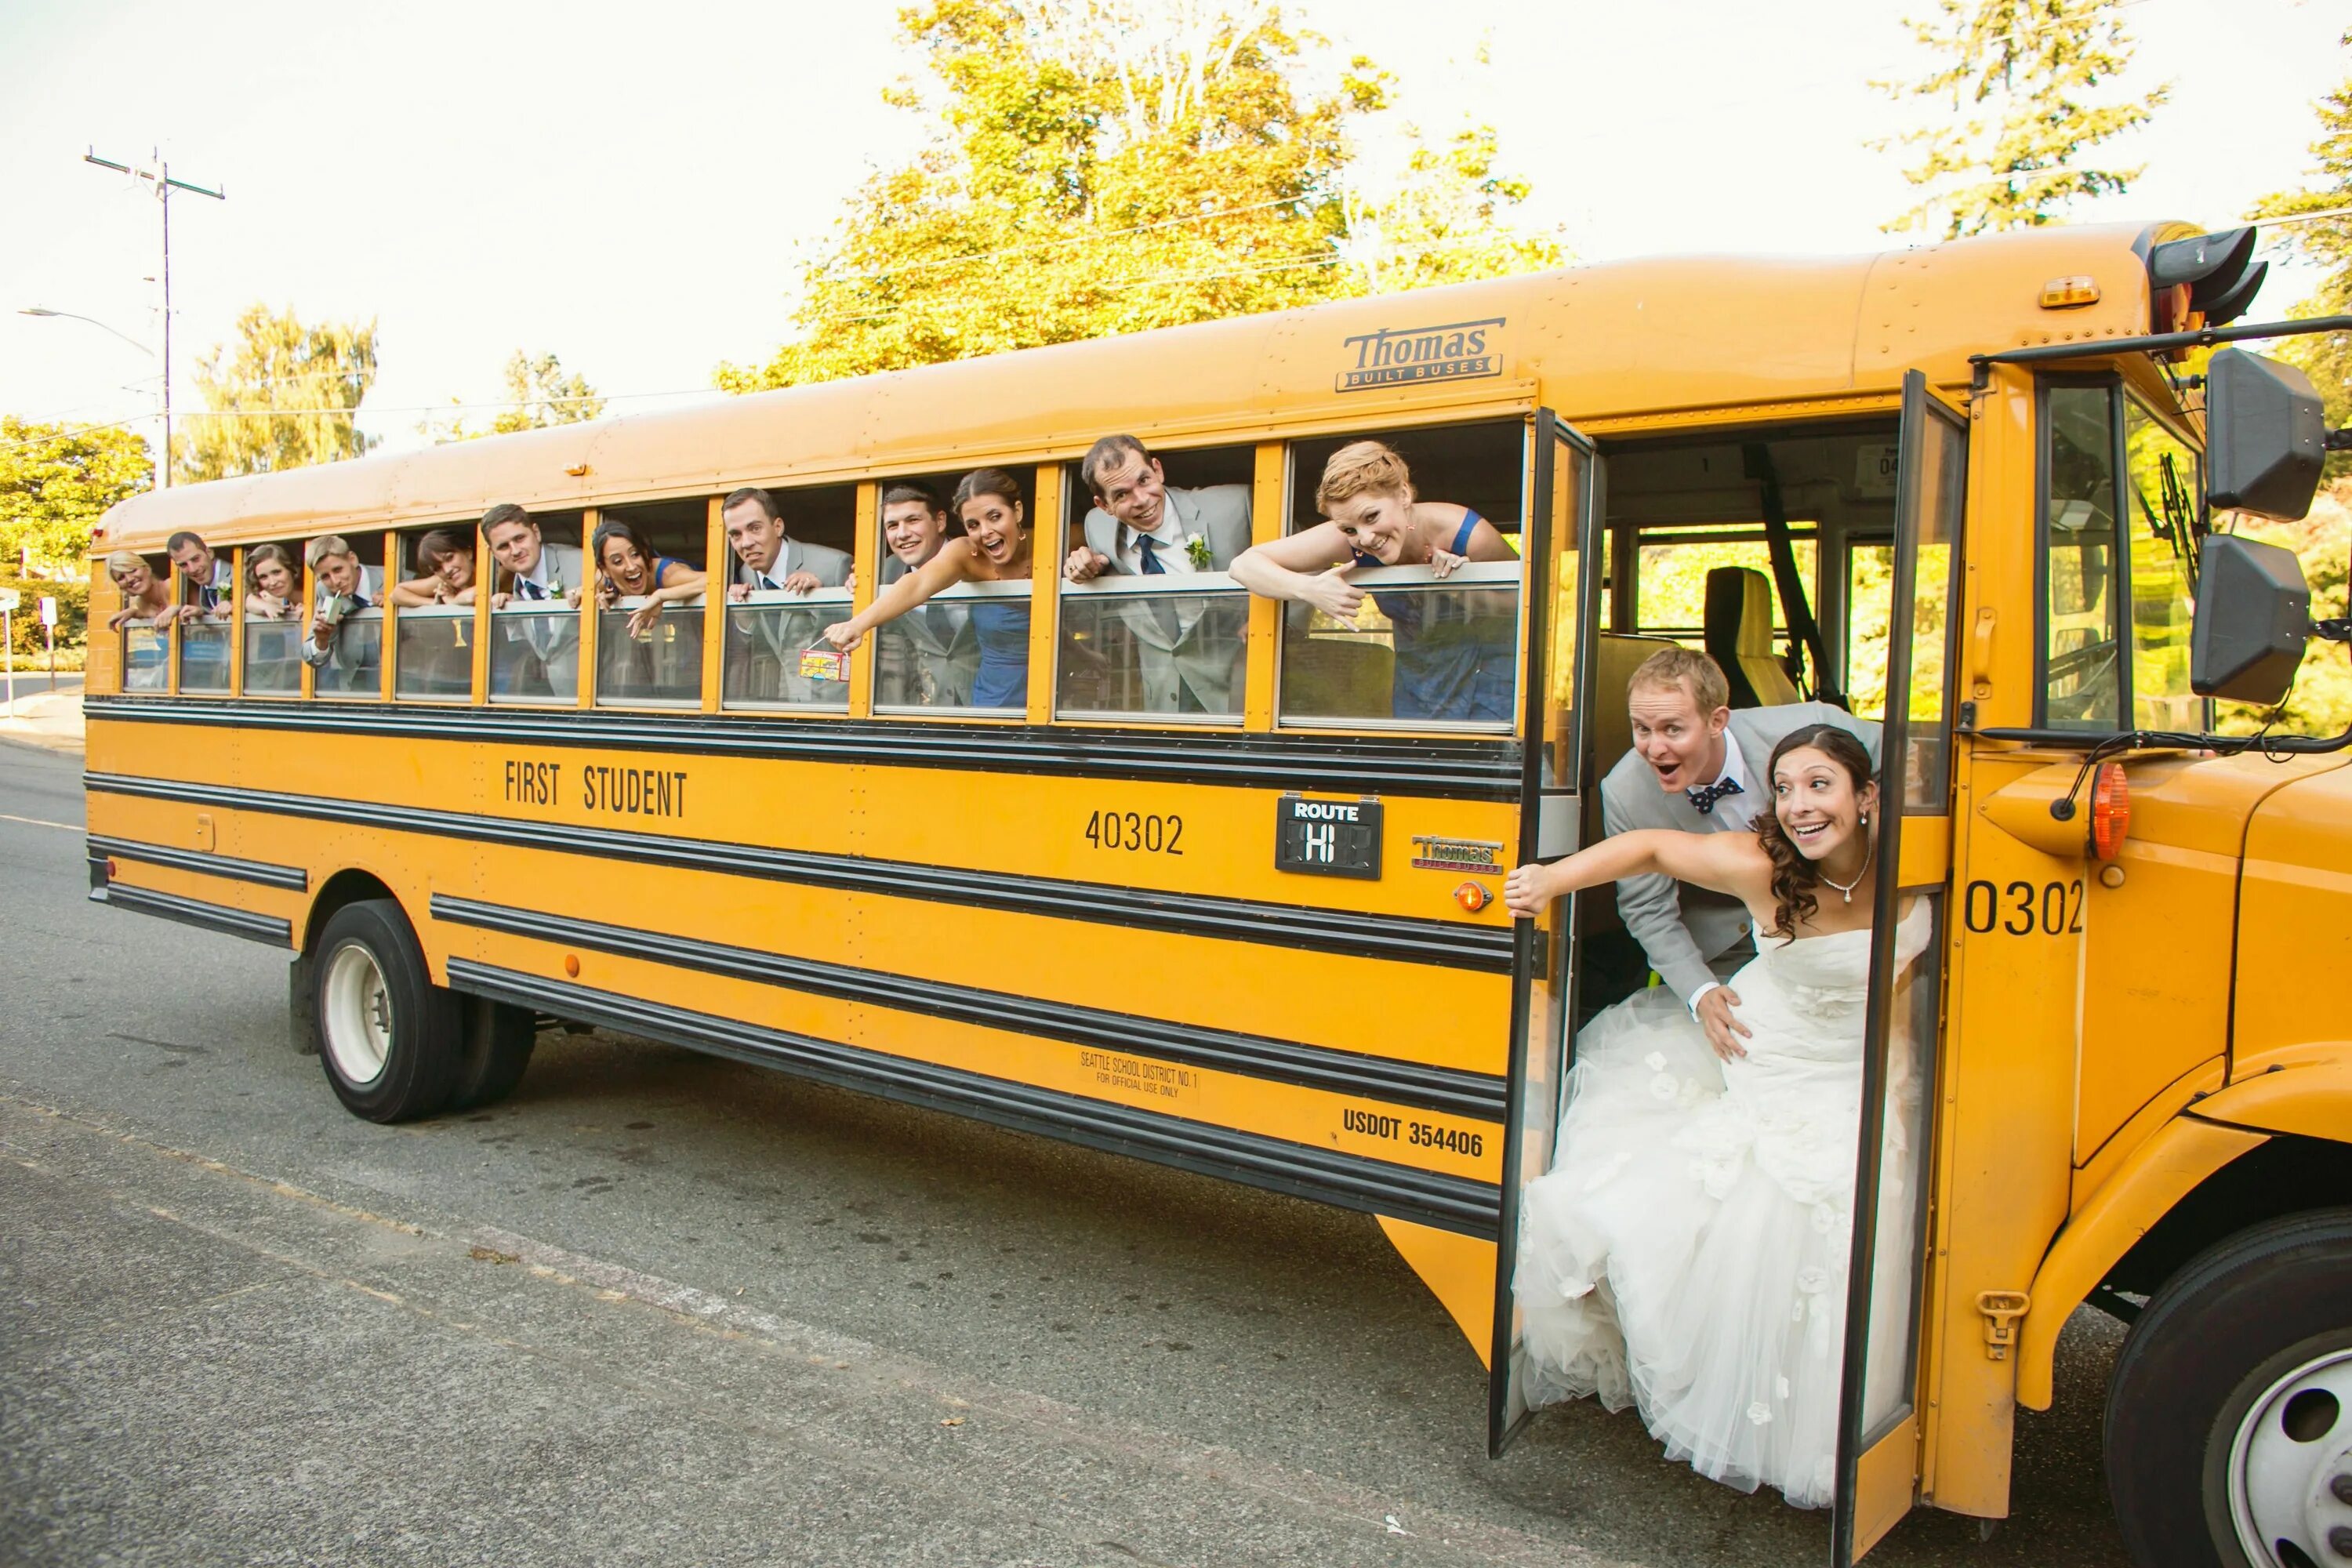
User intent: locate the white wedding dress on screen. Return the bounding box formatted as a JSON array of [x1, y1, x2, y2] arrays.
[[1512, 902, 1930, 1509]]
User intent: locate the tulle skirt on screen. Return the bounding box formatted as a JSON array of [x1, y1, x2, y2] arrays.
[[1514, 985, 1859, 1510]]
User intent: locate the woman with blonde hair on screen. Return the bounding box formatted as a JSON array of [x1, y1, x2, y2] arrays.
[[243, 543, 303, 619], [1229, 440, 1520, 720], [104, 550, 173, 631]]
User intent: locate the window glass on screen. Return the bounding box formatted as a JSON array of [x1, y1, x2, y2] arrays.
[[1632, 533, 1817, 649], [1893, 399, 1965, 810], [720, 485, 858, 712], [234, 542, 306, 696], [177, 618, 233, 695], [122, 622, 168, 692], [2122, 399, 2202, 730], [1279, 421, 1523, 730], [1844, 541, 1896, 720], [1056, 444, 1254, 723], [594, 500, 706, 709], [874, 470, 993, 713], [2042, 385, 2124, 729]]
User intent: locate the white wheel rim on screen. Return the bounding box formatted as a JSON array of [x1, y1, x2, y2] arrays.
[[321, 942, 394, 1087], [2228, 1344, 2352, 1567]]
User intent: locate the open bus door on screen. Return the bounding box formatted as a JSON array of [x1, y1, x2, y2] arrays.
[[1489, 410, 1602, 1454], [1834, 369, 1969, 1563]]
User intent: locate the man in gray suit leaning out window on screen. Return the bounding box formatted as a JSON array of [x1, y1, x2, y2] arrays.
[[1062, 434, 1252, 716]]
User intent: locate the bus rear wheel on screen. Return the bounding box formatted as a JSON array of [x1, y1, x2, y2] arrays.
[[313, 899, 461, 1123], [2103, 1208, 2352, 1568]]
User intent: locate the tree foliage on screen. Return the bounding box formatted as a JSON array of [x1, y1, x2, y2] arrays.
[[2250, 38, 2352, 454], [718, 0, 1558, 390], [1874, 0, 2169, 239], [0, 416, 154, 573], [423, 350, 606, 443], [179, 304, 379, 482]]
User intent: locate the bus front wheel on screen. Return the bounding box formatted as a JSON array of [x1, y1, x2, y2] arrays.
[[313, 899, 461, 1123], [2104, 1207, 2352, 1568]]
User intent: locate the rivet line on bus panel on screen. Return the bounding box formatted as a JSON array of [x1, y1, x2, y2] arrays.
[[429, 894, 1505, 1121], [83, 772, 1513, 974], [444, 957, 1503, 1240]]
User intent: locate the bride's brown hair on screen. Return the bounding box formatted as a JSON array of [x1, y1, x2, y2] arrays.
[[1753, 724, 1878, 942]]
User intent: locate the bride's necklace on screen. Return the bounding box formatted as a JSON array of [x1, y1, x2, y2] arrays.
[[1820, 832, 1874, 903]]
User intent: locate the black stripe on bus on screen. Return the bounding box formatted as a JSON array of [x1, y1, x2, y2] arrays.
[[93, 883, 294, 947], [86, 833, 310, 892], [444, 956, 1502, 1239], [84, 772, 1514, 973], [430, 894, 1505, 1122], [81, 695, 1522, 800]]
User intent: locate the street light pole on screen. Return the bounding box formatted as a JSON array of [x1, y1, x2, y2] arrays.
[[83, 148, 225, 489]]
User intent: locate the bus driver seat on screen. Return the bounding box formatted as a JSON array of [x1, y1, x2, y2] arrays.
[[1703, 566, 1800, 708]]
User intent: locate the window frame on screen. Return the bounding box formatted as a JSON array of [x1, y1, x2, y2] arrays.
[[2032, 371, 2130, 731]]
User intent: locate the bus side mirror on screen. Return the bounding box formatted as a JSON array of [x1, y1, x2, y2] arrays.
[[2205, 348, 2325, 523], [2191, 534, 2310, 703]]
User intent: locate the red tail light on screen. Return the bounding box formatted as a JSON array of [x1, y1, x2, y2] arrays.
[[2090, 764, 2130, 861]]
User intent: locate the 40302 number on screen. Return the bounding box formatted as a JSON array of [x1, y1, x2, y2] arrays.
[[1085, 810, 1185, 855]]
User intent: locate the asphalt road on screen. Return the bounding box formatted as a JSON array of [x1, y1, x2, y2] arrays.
[[0, 739, 2134, 1567]]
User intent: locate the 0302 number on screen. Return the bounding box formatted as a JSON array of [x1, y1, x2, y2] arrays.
[[1962, 877, 2084, 936], [1085, 810, 1184, 855]]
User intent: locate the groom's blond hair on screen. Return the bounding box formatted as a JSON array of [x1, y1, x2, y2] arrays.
[[1628, 647, 1730, 713]]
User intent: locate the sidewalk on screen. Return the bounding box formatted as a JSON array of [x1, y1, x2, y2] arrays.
[[0, 681, 86, 754]]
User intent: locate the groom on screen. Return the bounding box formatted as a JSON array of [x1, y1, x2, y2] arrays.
[[1601, 646, 1878, 1059]]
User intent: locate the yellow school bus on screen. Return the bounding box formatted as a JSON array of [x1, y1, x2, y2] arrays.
[[82, 219, 2349, 1567]]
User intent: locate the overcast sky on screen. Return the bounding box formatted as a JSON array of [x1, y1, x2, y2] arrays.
[[2, 0, 2343, 462]]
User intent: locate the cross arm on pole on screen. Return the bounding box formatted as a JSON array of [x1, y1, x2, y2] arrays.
[[84, 149, 225, 201]]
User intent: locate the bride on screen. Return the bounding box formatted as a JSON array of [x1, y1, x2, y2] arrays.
[[1501, 723, 1927, 1509]]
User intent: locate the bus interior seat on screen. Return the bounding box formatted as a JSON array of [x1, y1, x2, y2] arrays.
[[1704, 567, 1800, 708]]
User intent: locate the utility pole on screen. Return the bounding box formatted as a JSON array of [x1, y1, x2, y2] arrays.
[[84, 148, 225, 489]]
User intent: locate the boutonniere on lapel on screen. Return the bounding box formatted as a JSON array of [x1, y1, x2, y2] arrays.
[[1185, 535, 1213, 571]]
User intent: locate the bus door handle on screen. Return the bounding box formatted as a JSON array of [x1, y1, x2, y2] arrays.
[[1970, 608, 1997, 698]]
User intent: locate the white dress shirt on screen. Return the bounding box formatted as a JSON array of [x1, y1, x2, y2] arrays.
[[1113, 517, 1203, 578], [1684, 737, 1758, 1016]]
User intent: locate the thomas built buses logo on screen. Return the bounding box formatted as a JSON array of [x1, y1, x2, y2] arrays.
[[1337, 317, 1505, 392]]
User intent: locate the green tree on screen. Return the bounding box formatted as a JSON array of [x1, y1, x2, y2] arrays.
[[1874, 0, 2169, 239], [0, 416, 154, 572], [718, 0, 1556, 390], [180, 305, 379, 481], [423, 350, 606, 442], [2250, 38, 2352, 454]]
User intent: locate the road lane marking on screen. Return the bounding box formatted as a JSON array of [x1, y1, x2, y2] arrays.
[[0, 811, 78, 831]]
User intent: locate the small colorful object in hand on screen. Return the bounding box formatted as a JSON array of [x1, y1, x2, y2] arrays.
[[800, 644, 849, 682]]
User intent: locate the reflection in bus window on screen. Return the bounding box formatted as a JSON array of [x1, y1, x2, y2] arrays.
[[2123, 399, 2202, 731], [487, 607, 576, 704], [598, 600, 704, 707], [394, 606, 475, 701], [243, 617, 303, 695], [2043, 384, 2124, 730], [1279, 563, 1521, 728], [178, 619, 233, 695], [122, 624, 168, 691], [314, 611, 384, 698], [1058, 580, 1247, 720], [723, 590, 854, 710]]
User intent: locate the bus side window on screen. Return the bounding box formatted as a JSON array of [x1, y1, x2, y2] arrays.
[[720, 482, 856, 713], [241, 541, 307, 697], [1276, 419, 1526, 731], [2121, 399, 2205, 731], [1055, 441, 1254, 724], [592, 499, 708, 710], [2041, 382, 2125, 731]]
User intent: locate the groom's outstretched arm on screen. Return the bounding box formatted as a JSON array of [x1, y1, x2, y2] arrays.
[[1602, 779, 1718, 1004]]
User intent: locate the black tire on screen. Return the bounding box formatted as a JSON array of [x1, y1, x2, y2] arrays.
[[448, 996, 535, 1112], [311, 899, 461, 1123], [2103, 1207, 2352, 1568]]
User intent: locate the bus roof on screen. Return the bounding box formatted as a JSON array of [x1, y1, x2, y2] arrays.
[[101, 220, 2180, 551]]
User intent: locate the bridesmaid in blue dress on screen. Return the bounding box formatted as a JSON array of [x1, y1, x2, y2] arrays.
[[824, 467, 1034, 710], [1229, 440, 1520, 722]]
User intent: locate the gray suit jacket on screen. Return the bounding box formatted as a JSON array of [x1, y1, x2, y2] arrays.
[[735, 538, 852, 591], [1079, 485, 1251, 712], [1602, 702, 1882, 1003], [502, 541, 583, 601], [876, 554, 981, 706]]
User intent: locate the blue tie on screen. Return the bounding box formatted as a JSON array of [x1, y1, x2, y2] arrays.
[[1686, 777, 1742, 815], [1138, 535, 1166, 574]]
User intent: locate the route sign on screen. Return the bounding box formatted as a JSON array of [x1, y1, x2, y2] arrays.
[[0, 588, 18, 611]]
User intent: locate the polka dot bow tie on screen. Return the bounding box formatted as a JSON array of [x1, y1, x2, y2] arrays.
[[1685, 777, 1744, 815]]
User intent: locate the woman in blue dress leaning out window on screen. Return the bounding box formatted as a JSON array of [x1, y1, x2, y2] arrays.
[[1230, 440, 1520, 724]]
